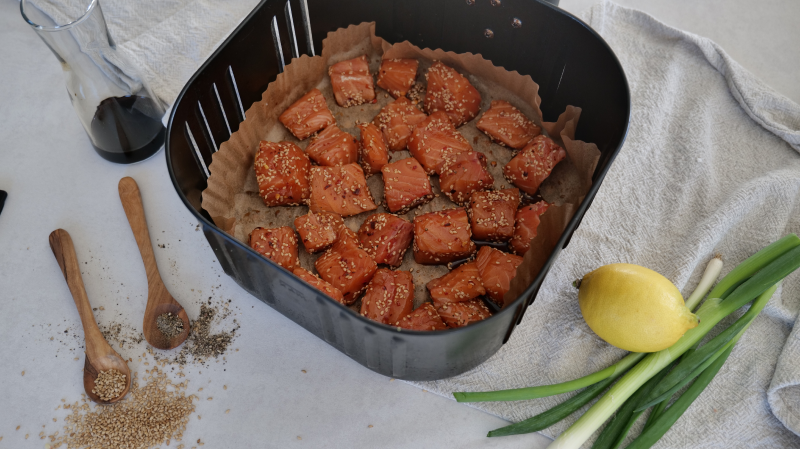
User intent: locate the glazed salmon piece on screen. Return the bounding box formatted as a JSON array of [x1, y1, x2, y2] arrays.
[[357, 213, 414, 267], [254, 141, 311, 207], [413, 208, 476, 264], [381, 157, 434, 214], [407, 111, 472, 174], [510, 201, 549, 256], [308, 164, 377, 217], [475, 246, 523, 306], [437, 298, 492, 328], [278, 88, 335, 140], [357, 122, 390, 175], [305, 124, 359, 166], [315, 228, 378, 304], [438, 151, 494, 205], [427, 262, 486, 307], [469, 188, 520, 242], [360, 269, 414, 325], [373, 97, 428, 151], [424, 62, 482, 127], [329, 55, 376, 107], [249, 226, 299, 271], [376, 58, 419, 98], [293, 267, 345, 304], [396, 303, 448, 331], [476, 100, 541, 149], [504, 135, 566, 195], [294, 211, 346, 254]]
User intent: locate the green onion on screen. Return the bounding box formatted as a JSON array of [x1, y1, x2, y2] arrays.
[[488, 375, 618, 437], [635, 333, 734, 412], [706, 235, 799, 300], [548, 247, 799, 449], [455, 353, 644, 403], [590, 363, 674, 449], [684, 255, 723, 310], [624, 345, 735, 449], [643, 398, 668, 431]]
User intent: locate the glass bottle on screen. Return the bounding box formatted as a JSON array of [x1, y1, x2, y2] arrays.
[[21, 0, 166, 164]]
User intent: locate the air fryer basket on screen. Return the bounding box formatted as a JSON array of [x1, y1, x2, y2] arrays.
[[165, 0, 630, 381]]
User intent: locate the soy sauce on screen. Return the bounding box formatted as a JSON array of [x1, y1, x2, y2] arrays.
[[89, 96, 165, 164]]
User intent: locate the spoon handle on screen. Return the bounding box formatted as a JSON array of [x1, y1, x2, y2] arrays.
[[118, 177, 163, 289], [49, 229, 109, 359]]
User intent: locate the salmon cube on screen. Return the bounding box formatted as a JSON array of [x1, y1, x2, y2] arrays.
[[315, 228, 378, 304], [357, 122, 390, 175], [293, 267, 345, 304], [294, 211, 346, 254], [476, 100, 541, 149], [376, 58, 419, 98], [357, 213, 414, 267], [329, 55, 376, 107], [437, 298, 492, 328], [254, 141, 311, 207], [424, 62, 482, 127], [381, 157, 434, 214], [510, 201, 549, 256], [413, 208, 476, 264], [475, 246, 523, 306], [278, 88, 335, 140], [308, 164, 377, 217], [427, 262, 486, 307], [396, 303, 448, 331], [408, 111, 472, 174], [439, 151, 494, 205], [469, 188, 520, 242], [504, 135, 566, 195], [305, 124, 359, 166], [360, 269, 414, 325], [372, 97, 428, 151], [249, 226, 299, 271]]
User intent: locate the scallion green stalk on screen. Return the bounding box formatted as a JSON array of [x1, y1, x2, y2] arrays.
[[455, 353, 644, 403], [706, 235, 799, 300]]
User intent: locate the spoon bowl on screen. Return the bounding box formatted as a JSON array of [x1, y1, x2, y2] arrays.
[[144, 302, 191, 350], [49, 228, 131, 404], [118, 176, 191, 350], [83, 353, 132, 405]]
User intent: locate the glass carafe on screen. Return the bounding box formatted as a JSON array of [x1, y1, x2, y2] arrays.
[[21, 0, 166, 164]]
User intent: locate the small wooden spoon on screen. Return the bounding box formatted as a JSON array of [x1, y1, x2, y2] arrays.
[[118, 176, 191, 350], [49, 229, 131, 404]]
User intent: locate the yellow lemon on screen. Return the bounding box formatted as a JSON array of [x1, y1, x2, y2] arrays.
[[577, 263, 699, 353]]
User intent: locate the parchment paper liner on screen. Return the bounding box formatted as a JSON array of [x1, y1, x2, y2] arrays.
[[201, 22, 600, 313]]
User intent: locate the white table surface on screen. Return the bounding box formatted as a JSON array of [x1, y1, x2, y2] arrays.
[[1, 0, 798, 448]]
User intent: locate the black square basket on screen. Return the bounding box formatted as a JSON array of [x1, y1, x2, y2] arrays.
[[165, 0, 630, 381]]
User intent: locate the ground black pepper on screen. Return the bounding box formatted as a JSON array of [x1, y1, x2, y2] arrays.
[[156, 312, 184, 339]]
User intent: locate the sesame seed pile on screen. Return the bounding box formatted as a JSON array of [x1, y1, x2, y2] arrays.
[[92, 369, 127, 402], [156, 312, 185, 339], [48, 366, 196, 449]]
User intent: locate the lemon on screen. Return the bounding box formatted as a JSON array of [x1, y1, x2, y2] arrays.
[[577, 263, 699, 353]]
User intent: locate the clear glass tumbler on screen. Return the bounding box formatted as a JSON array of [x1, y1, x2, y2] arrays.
[[21, 0, 166, 164]]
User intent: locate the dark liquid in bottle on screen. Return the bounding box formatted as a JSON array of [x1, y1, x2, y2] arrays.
[[89, 96, 166, 164]]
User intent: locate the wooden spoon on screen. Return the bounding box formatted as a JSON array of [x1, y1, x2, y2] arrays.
[[118, 176, 191, 350], [49, 229, 131, 404]]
